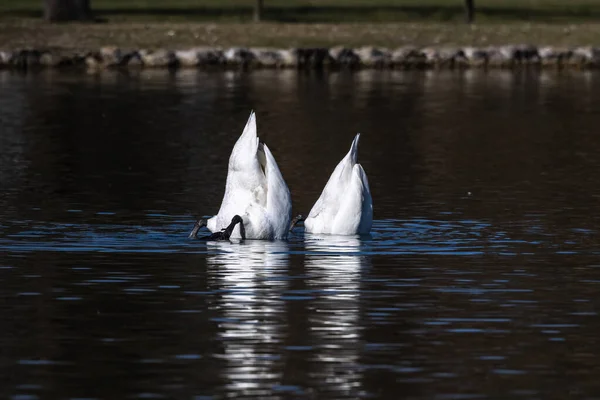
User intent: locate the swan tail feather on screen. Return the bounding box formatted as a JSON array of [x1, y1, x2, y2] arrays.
[[242, 111, 256, 139], [331, 164, 362, 234], [263, 143, 292, 238], [349, 133, 360, 164], [229, 111, 260, 171], [355, 163, 373, 234], [305, 134, 363, 232]]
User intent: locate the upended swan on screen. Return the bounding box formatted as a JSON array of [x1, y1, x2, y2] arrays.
[[294, 133, 373, 235], [189, 112, 292, 240]]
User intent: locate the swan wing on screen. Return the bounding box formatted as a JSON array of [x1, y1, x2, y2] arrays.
[[305, 133, 361, 233], [355, 163, 373, 234], [262, 143, 292, 239], [213, 111, 267, 231], [227, 111, 263, 176], [222, 142, 291, 240], [331, 164, 372, 234]]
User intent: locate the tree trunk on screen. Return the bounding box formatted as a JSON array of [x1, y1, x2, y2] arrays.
[[44, 0, 93, 22], [465, 0, 475, 23], [254, 0, 264, 22]]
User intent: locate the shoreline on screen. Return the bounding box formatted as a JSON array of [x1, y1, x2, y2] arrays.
[[1, 45, 599, 70]]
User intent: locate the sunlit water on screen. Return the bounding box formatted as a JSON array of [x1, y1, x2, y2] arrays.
[[1, 69, 600, 399]]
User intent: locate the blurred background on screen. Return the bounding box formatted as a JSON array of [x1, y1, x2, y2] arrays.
[[0, 0, 598, 23], [2, 1, 600, 50], [2, 2, 600, 400]]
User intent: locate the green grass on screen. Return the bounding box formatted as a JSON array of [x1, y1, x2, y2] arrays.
[[1, 1, 600, 50], [2, 0, 600, 23], [2, 20, 600, 51]]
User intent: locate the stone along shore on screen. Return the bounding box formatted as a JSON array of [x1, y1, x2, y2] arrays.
[[1, 45, 600, 70]]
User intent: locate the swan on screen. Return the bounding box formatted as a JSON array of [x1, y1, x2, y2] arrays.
[[189, 112, 292, 240], [297, 133, 373, 235]]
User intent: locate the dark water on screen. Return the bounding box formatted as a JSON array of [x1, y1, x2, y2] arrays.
[[2, 68, 600, 399]]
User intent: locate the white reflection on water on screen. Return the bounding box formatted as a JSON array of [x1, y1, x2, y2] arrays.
[[206, 240, 289, 395], [304, 234, 371, 397]]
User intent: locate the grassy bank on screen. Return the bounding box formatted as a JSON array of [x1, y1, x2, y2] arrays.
[[1, 1, 600, 50], [2, 20, 600, 50]]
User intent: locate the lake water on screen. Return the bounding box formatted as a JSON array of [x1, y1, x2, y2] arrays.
[[1, 68, 600, 399]]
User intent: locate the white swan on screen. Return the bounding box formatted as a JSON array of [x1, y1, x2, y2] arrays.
[[302, 133, 373, 235], [189, 112, 292, 240]]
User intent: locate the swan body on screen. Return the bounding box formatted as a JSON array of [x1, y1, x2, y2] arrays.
[[203, 112, 292, 240], [303, 133, 372, 235]]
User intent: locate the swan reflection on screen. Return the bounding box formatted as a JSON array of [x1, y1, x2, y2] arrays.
[[304, 234, 371, 396], [206, 240, 289, 395]]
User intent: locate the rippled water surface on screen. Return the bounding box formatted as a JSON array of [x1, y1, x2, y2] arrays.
[[2, 69, 600, 399]]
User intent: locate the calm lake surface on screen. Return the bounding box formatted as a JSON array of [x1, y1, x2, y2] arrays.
[[1, 68, 600, 399]]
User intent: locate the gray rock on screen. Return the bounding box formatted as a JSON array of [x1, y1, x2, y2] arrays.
[[571, 46, 600, 66], [0, 51, 13, 67], [329, 46, 360, 66], [355, 46, 391, 67], [487, 46, 514, 67], [2, 45, 600, 70], [40, 51, 79, 67], [39, 51, 57, 67], [538, 47, 572, 65], [463, 47, 489, 66], [515, 44, 540, 63], [100, 46, 122, 67], [175, 49, 200, 67], [295, 48, 333, 67], [10, 50, 41, 68], [139, 49, 178, 68], [84, 47, 139, 68], [488, 45, 539, 66], [174, 47, 225, 67], [224, 47, 255, 65], [250, 48, 286, 68], [124, 51, 144, 67], [85, 53, 102, 69], [117, 51, 143, 67], [278, 48, 298, 68], [421, 47, 438, 65], [422, 47, 467, 67], [391, 47, 426, 67], [197, 47, 225, 65]]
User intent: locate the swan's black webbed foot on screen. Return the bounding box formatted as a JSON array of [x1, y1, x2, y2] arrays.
[[206, 215, 245, 241], [289, 214, 305, 232], [189, 218, 207, 239]]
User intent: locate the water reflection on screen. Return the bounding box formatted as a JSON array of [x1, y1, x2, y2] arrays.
[[0, 72, 27, 195], [206, 240, 289, 397], [305, 234, 371, 398], [3, 68, 600, 399]]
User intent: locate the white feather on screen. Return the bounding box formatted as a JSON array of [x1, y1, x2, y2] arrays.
[[304, 133, 373, 235], [206, 112, 292, 239]]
